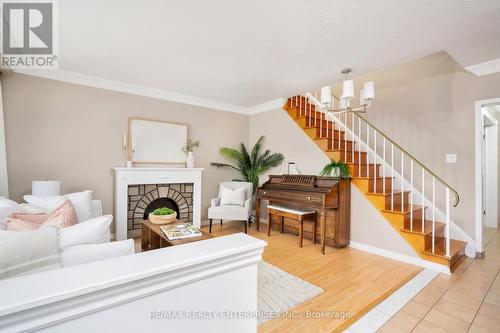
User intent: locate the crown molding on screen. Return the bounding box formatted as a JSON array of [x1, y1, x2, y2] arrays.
[[465, 58, 500, 76], [14, 69, 249, 115], [247, 98, 285, 115]]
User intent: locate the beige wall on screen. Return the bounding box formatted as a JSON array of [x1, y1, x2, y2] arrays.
[[334, 52, 500, 240], [1, 73, 249, 229]]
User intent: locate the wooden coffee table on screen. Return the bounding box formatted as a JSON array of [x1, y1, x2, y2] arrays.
[[141, 219, 212, 252]]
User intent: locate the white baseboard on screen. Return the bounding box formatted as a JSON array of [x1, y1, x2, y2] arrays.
[[349, 241, 450, 274]]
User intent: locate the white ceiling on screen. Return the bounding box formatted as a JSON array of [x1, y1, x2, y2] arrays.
[[48, 0, 500, 109]]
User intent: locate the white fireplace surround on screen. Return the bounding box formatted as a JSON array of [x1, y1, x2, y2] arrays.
[[113, 167, 203, 240]]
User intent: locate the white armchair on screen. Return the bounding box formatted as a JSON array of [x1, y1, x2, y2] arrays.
[[208, 182, 253, 234]]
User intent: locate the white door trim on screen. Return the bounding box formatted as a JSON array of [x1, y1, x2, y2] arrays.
[[475, 98, 500, 255]]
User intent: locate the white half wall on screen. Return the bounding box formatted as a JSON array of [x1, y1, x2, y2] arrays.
[[0, 233, 266, 333], [0, 80, 8, 197]]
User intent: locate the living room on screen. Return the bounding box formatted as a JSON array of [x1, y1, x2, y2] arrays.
[[1, 1, 500, 333]]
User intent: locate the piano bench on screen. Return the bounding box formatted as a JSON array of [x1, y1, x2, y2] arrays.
[[266, 205, 317, 248]]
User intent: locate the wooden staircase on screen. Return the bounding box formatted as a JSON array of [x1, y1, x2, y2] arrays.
[[284, 96, 466, 272]]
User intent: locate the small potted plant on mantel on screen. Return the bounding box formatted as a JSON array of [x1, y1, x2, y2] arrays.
[[319, 159, 350, 178], [183, 138, 200, 168]]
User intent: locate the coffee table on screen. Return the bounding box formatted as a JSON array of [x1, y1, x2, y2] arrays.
[[141, 219, 212, 252]]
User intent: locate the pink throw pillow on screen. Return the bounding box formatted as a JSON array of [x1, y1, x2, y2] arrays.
[[4, 212, 49, 231], [40, 200, 79, 229], [5, 200, 78, 231]]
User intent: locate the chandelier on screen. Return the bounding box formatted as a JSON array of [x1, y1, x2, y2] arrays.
[[319, 68, 375, 114]]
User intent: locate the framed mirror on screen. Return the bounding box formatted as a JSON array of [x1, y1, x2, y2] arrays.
[[128, 117, 188, 164]]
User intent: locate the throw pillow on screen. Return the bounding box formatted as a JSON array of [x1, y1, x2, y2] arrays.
[[58, 214, 112, 249], [60, 239, 135, 267], [0, 226, 60, 279], [5, 200, 78, 231], [220, 185, 246, 206], [24, 190, 94, 222]]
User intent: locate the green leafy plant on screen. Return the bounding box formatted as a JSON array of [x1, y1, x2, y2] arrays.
[[183, 138, 200, 154], [319, 159, 350, 178], [210, 136, 284, 194], [152, 207, 175, 215]]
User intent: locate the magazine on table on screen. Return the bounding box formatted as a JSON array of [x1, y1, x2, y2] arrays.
[[160, 223, 202, 240]]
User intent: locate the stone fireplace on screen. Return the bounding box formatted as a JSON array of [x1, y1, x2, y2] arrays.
[[128, 183, 193, 233], [114, 167, 203, 241]]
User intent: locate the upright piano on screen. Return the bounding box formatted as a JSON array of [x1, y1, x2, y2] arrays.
[[256, 175, 350, 253]]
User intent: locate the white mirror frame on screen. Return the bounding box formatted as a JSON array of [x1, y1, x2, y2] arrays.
[[128, 117, 188, 164]]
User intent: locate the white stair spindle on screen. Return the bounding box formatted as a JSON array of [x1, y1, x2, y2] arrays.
[[320, 107, 323, 138], [373, 130, 377, 193], [332, 120, 335, 153], [366, 124, 370, 178], [308, 97, 311, 125], [358, 117, 361, 177], [391, 144, 394, 211], [314, 92, 318, 126], [338, 114, 341, 150], [432, 176, 436, 254], [410, 159, 414, 231], [326, 111, 329, 139], [344, 112, 347, 162], [383, 137, 386, 193], [401, 153, 404, 213], [445, 187, 450, 257], [421, 168, 425, 233], [351, 113, 355, 163]]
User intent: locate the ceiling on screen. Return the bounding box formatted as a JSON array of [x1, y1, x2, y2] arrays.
[[42, 1, 500, 110]]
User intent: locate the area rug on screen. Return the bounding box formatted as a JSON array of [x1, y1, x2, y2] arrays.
[[257, 261, 324, 325]]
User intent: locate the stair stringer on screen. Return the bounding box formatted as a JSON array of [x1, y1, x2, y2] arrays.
[[329, 113, 475, 257]]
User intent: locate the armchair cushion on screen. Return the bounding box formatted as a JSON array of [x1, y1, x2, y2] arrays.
[[208, 205, 251, 221]]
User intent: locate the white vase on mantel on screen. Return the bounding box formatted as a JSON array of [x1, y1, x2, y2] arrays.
[[186, 152, 194, 168]]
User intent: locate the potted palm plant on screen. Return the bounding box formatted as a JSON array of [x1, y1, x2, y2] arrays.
[[210, 136, 284, 194], [319, 159, 350, 178]]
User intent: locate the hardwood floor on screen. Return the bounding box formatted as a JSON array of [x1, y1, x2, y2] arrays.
[[200, 221, 422, 333]]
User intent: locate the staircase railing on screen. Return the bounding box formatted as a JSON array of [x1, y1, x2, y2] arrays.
[[288, 93, 459, 258]]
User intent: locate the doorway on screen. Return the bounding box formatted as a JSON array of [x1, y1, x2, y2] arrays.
[[475, 99, 500, 256]]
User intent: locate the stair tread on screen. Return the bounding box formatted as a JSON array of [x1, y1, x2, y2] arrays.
[[367, 190, 409, 196], [400, 220, 446, 235], [422, 239, 467, 259], [314, 137, 355, 142], [326, 149, 366, 153], [382, 205, 426, 215]]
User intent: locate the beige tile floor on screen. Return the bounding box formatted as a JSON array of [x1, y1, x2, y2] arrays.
[[377, 228, 500, 333]]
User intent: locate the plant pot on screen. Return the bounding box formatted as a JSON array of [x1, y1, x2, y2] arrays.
[[186, 152, 194, 168], [332, 167, 340, 177], [148, 212, 177, 224]]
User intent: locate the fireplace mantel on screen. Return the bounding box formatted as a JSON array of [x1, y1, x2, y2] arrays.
[[113, 167, 203, 240]]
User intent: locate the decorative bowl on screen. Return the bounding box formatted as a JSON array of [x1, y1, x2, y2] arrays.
[[148, 212, 177, 224]]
